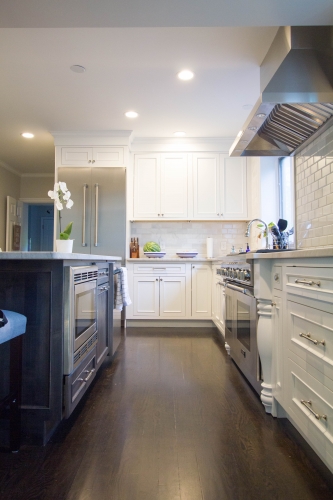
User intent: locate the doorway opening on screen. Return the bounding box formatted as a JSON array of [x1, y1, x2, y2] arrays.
[[26, 204, 54, 251]]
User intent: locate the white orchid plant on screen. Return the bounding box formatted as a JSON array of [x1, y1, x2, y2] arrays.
[[48, 181, 74, 240]]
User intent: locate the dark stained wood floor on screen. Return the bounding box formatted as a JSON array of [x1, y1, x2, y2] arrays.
[[1, 327, 333, 500]]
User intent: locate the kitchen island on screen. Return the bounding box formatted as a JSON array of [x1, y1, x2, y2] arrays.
[[0, 252, 121, 446]]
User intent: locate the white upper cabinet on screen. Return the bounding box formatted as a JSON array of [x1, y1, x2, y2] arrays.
[[193, 153, 220, 219], [58, 146, 125, 167], [133, 151, 247, 220], [193, 154, 247, 220], [221, 155, 248, 219], [133, 153, 188, 219]]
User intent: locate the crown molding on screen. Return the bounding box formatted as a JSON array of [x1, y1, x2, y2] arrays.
[[0, 160, 21, 176], [130, 136, 235, 153], [21, 173, 54, 178], [51, 130, 133, 146]]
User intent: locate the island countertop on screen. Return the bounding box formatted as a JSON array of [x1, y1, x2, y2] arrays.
[[0, 252, 121, 260]]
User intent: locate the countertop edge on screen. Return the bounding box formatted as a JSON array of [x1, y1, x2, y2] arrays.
[[0, 252, 122, 260]]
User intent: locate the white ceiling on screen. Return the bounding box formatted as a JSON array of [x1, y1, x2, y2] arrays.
[[0, 0, 332, 174]]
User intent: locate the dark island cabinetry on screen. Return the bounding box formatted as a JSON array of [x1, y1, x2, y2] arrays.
[[0, 254, 119, 446]]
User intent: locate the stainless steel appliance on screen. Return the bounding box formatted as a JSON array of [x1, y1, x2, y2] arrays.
[[63, 265, 98, 417], [112, 267, 122, 355], [229, 26, 333, 157], [221, 259, 262, 394], [58, 167, 126, 260]]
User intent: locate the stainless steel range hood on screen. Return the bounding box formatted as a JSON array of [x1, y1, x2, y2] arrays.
[[230, 26, 333, 157]]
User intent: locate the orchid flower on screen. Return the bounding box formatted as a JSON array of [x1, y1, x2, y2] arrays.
[[48, 181, 74, 239]]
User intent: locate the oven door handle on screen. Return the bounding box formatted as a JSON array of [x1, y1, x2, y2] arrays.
[[225, 282, 253, 296]]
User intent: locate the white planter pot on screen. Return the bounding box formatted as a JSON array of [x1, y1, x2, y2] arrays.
[[55, 239, 74, 253]]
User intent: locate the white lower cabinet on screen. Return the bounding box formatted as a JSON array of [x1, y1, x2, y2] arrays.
[[132, 275, 186, 318], [191, 264, 212, 318], [266, 259, 333, 474], [212, 272, 224, 334], [127, 261, 213, 321]]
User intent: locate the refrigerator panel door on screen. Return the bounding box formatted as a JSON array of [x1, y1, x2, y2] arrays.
[[91, 168, 126, 261], [57, 167, 92, 254]]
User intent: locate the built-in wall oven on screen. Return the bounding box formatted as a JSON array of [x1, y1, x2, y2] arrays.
[[63, 265, 98, 417], [221, 259, 262, 395]]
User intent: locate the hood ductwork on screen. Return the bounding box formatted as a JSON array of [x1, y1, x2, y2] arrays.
[[230, 26, 333, 157]]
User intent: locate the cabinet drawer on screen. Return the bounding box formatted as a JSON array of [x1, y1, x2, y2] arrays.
[[287, 358, 333, 471], [287, 300, 333, 382], [64, 347, 97, 418], [133, 263, 186, 275], [285, 266, 333, 302]]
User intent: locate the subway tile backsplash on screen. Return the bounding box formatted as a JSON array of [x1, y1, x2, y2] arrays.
[[296, 123, 333, 249], [130, 221, 250, 258]]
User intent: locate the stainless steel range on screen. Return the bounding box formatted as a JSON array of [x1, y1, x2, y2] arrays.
[[218, 258, 262, 395]]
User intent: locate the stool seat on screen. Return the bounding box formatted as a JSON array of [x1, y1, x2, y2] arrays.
[[0, 309, 27, 452], [0, 310, 27, 344]]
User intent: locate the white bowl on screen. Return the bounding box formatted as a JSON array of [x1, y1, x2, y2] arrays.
[[176, 251, 198, 258], [143, 252, 166, 258]]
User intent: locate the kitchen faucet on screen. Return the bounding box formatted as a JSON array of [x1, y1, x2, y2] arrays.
[[245, 219, 269, 249]]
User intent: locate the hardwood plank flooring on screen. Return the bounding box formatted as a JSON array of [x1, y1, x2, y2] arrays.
[[1, 327, 333, 500]]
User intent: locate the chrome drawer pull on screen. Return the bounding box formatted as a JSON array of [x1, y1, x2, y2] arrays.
[[301, 400, 327, 420], [78, 368, 95, 383], [299, 332, 325, 346], [295, 279, 321, 287]]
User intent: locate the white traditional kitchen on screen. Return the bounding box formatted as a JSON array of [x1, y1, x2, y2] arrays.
[[1, 6, 333, 500]]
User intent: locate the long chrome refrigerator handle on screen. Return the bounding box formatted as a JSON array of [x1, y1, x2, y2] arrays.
[[82, 184, 88, 246], [94, 183, 99, 247]]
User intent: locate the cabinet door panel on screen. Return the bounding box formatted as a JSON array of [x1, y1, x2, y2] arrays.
[[93, 147, 124, 166], [192, 264, 212, 318], [133, 276, 159, 317], [61, 147, 92, 166], [160, 276, 186, 317], [193, 154, 220, 219], [222, 156, 247, 219], [134, 155, 160, 218], [161, 153, 188, 218]]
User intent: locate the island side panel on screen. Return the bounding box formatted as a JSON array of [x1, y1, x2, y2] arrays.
[[0, 259, 64, 445]]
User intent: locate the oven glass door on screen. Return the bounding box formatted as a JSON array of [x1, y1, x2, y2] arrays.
[[74, 280, 97, 351]]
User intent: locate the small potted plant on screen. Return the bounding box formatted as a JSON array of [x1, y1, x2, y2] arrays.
[[48, 182, 74, 252]]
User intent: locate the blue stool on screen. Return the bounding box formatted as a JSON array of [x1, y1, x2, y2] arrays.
[[0, 310, 27, 452]]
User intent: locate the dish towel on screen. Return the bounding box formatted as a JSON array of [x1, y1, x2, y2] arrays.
[[115, 267, 132, 311]]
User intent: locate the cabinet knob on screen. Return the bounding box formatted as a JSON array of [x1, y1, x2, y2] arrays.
[[192, 265, 195, 268], [217, 213, 219, 216], [156, 278, 158, 281], [161, 214, 164, 216], [160, 278, 162, 281], [92, 160, 95, 163], [274, 274, 279, 282], [88, 160, 91, 163], [158, 214, 160, 216]]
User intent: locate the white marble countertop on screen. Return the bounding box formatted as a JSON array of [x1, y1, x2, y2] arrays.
[[127, 247, 333, 262], [127, 257, 215, 262], [249, 246, 333, 259], [0, 252, 122, 261]]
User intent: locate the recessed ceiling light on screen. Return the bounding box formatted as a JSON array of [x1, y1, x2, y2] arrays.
[[125, 111, 139, 118], [21, 132, 34, 138], [248, 126, 257, 131], [177, 70, 194, 81], [70, 65, 86, 73], [173, 131, 186, 137], [256, 113, 266, 118]]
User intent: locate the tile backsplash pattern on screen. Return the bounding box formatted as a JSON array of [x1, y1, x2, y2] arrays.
[[131, 221, 251, 258], [296, 124, 333, 248]]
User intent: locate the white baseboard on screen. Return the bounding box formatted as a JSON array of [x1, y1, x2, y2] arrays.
[[126, 319, 215, 328]]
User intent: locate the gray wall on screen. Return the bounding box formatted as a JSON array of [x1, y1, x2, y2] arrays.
[[0, 164, 20, 250]]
